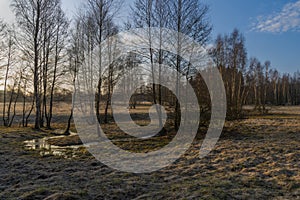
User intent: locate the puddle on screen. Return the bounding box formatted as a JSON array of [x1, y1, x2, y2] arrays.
[[24, 132, 171, 158], [24, 134, 84, 158]]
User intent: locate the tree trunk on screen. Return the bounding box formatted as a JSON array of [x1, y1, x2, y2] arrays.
[[34, 1, 41, 130]]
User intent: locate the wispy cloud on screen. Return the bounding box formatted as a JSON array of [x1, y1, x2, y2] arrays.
[[251, 0, 300, 33]]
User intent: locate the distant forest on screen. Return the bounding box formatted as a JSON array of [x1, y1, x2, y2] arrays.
[[0, 0, 299, 129]]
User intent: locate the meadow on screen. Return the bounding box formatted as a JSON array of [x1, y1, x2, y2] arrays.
[[0, 105, 299, 199]]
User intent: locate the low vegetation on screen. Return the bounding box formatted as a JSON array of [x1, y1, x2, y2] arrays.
[[0, 106, 299, 199]]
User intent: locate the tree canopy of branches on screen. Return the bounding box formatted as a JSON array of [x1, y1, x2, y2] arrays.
[[11, 0, 69, 129], [0, 0, 299, 129], [130, 0, 212, 130]]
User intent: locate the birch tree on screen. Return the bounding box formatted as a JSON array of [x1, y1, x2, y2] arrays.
[[11, 0, 68, 129]]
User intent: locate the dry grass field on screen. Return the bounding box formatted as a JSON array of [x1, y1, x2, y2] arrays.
[[0, 105, 299, 199]]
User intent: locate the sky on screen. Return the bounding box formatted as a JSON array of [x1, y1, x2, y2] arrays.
[[0, 0, 299, 74], [206, 0, 300, 74]]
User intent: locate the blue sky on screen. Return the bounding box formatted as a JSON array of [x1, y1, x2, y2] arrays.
[[206, 0, 300, 74], [0, 0, 299, 74]]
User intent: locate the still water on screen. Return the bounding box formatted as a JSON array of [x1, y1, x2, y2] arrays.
[[24, 134, 83, 158]]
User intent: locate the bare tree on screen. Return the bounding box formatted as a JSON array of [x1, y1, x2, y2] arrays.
[[262, 61, 270, 113], [1, 25, 19, 127], [12, 0, 44, 129], [270, 69, 279, 105], [130, 0, 212, 130], [45, 6, 69, 129], [131, 0, 170, 131], [11, 0, 68, 129], [169, 0, 212, 128], [103, 21, 119, 124], [249, 57, 263, 111], [84, 0, 122, 122], [211, 29, 247, 119], [64, 18, 85, 135], [21, 69, 35, 127]]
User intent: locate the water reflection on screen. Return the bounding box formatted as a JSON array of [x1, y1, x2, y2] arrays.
[[24, 135, 83, 158]]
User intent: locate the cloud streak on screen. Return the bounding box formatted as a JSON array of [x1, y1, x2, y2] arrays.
[[251, 0, 300, 33]]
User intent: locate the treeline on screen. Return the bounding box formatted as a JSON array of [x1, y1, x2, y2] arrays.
[[0, 0, 299, 130], [210, 30, 300, 118], [0, 0, 69, 128]]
